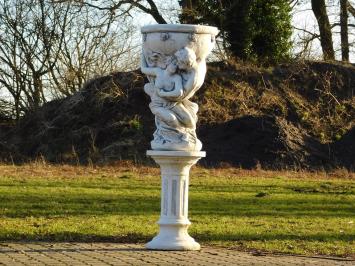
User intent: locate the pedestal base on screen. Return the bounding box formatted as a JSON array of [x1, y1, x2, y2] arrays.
[[146, 224, 200, 250], [146, 150, 205, 251]]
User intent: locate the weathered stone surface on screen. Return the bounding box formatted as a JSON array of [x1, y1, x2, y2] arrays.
[[146, 150, 205, 250], [141, 24, 218, 151]]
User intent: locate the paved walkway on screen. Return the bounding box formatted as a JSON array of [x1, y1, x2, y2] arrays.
[[0, 243, 354, 266]]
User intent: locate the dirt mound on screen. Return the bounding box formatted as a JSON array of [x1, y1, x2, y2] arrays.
[[199, 116, 330, 169], [331, 127, 355, 168], [0, 61, 354, 170], [1, 72, 153, 163]]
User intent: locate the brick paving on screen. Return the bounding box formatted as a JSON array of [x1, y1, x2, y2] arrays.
[[0, 242, 354, 266]]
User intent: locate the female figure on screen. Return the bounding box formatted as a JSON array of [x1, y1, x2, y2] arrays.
[[141, 57, 184, 128], [141, 47, 206, 150]]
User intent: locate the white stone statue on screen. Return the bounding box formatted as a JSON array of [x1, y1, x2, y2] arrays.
[[142, 24, 219, 251], [141, 24, 218, 151]]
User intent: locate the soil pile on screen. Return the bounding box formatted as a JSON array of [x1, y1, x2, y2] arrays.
[[0, 61, 354, 170]]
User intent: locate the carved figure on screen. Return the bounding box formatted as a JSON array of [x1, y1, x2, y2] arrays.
[[141, 24, 218, 151]]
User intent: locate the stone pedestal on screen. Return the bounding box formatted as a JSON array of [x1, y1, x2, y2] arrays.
[[146, 150, 205, 250], [141, 24, 217, 251]]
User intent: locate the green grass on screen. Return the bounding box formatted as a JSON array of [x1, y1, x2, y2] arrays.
[[0, 165, 354, 258]]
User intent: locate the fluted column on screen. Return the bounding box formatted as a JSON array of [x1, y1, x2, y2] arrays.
[[146, 150, 205, 250]]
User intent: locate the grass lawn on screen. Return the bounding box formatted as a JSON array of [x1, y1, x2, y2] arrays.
[[0, 163, 354, 258]]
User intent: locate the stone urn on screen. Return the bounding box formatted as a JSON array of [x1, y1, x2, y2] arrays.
[[141, 24, 218, 251], [141, 24, 218, 151]]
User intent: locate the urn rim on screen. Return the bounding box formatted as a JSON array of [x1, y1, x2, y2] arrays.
[[141, 24, 219, 36]]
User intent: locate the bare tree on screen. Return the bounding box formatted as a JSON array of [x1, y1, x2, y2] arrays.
[[0, 0, 70, 117], [311, 0, 335, 60], [293, 1, 355, 62], [48, 4, 138, 97], [0, 0, 137, 118]]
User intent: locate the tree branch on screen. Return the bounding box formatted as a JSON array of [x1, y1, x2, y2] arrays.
[[347, 2, 355, 17], [52, 0, 167, 23]]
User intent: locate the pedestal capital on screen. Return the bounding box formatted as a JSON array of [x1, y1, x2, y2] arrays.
[[147, 150, 205, 174], [147, 150, 206, 158], [147, 150, 206, 165]]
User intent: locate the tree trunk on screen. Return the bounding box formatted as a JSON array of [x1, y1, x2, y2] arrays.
[[32, 74, 43, 110], [311, 0, 335, 60], [179, 0, 197, 23], [340, 0, 349, 62], [179, 0, 194, 9]]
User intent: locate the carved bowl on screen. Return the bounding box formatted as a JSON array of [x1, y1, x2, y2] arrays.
[[141, 24, 219, 66]]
